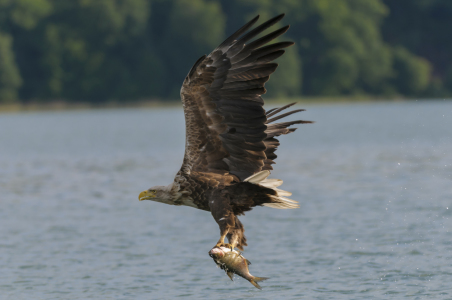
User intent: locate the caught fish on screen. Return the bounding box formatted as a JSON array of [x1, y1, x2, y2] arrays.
[[209, 247, 269, 289]]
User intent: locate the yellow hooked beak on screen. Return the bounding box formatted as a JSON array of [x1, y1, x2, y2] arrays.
[[139, 190, 156, 201]]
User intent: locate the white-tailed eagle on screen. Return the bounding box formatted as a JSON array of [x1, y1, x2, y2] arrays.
[[139, 14, 312, 250]]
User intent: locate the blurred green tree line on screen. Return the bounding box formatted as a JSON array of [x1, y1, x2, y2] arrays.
[[0, 0, 450, 103]]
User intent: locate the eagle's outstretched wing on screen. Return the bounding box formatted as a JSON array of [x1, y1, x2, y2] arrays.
[[180, 14, 305, 181]]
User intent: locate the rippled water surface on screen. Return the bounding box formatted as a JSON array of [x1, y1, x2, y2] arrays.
[[1, 101, 452, 299]]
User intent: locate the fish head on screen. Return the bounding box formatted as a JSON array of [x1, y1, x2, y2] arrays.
[[209, 247, 225, 259]]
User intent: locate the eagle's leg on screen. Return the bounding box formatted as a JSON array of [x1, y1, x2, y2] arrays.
[[210, 193, 235, 250], [214, 224, 234, 250], [215, 232, 233, 250], [226, 232, 238, 250], [227, 216, 246, 250]]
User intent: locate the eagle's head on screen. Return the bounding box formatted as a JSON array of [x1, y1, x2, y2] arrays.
[[139, 185, 175, 204]]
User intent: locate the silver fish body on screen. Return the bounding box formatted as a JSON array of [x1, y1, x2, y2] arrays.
[[209, 247, 269, 289]]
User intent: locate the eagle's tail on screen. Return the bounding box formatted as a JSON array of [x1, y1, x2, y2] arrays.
[[244, 170, 299, 209]]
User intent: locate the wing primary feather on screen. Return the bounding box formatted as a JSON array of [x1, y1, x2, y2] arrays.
[[221, 76, 270, 91], [227, 63, 278, 77], [224, 64, 278, 83], [267, 109, 306, 123], [229, 28, 292, 65], [250, 41, 293, 58], [236, 13, 285, 45], [265, 107, 278, 115], [242, 26, 291, 53], [253, 50, 286, 65], [265, 102, 297, 118], [230, 44, 290, 69], [227, 14, 286, 57], [217, 15, 260, 51]]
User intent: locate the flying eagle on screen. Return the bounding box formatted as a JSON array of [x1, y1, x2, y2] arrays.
[[139, 14, 312, 251]]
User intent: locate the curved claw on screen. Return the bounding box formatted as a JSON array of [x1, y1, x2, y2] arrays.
[[214, 242, 234, 251]]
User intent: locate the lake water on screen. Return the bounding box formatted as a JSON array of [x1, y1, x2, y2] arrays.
[[1, 101, 452, 299]]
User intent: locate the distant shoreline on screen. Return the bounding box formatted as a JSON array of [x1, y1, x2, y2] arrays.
[[0, 96, 434, 114]]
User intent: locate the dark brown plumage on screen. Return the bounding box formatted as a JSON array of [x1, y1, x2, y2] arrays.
[[139, 14, 312, 251]]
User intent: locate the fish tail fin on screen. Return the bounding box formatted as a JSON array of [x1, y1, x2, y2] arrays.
[[254, 276, 269, 282], [250, 277, 269, 289]]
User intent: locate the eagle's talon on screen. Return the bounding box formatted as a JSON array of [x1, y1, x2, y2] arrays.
[[215, 242, 225, 249], [214, 242, 235, 251], [224, 243, 234, 251]]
